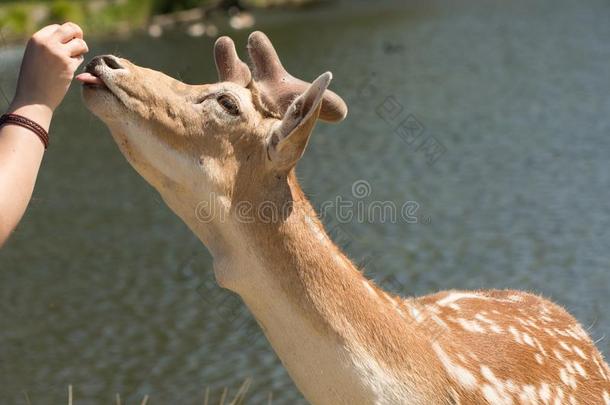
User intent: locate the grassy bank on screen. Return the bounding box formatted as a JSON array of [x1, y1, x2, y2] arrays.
[[0, 0, 325, 42]]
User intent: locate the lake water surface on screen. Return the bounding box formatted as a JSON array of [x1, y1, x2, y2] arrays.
[[1, 0, 609, 403]]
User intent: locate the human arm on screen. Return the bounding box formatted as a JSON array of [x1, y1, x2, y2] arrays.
[[0, 23, 88, 247]]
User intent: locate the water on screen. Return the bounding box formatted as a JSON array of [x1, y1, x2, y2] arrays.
[[1, 0, 609, 403]]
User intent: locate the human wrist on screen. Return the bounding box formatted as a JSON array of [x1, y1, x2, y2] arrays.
[[6, 101, 53, 131]]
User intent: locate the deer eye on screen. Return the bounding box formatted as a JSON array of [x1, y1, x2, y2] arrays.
[[217, 94, 240, 116]]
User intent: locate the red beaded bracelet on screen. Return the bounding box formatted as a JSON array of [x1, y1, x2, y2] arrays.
[[0, 113, 49, 149]]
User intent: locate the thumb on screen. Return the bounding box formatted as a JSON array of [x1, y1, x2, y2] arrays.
[[69, 55, 85, 76]]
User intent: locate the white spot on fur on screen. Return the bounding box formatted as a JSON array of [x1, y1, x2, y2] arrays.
[[544, 328, 557, 337], [490, 324, 503, 333], [508, 326, 523, 344], [534, 338, 548, 357], [480, 366, 515, 405], [433, 342, 477, 389], [482, 384, 513, 405], [539, 383, 551, 403], [554, 387, 564, 405], [559, 368, 569, 385], [437, 292, 489, 307], [572, 346, 587, 360], [572, 325, 589, 341], [523, 333, 535, 347], [553, 349, 564, 361], [475, 313, 503, 334], [332, 253, 348, 268], [559, 367, 578, 389], [409, 305, 422, 321], [519, 385, 538, 403], [457, 318, 486, 333], [594, 356, 609, 381], [363, 280, 376, 295], [573, 361, 587, 378]]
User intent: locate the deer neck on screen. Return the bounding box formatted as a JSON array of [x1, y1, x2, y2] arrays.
[[163, 177, 434, 404]]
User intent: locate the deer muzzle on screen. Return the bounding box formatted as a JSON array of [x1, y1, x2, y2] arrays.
[[76, 55, 126, 89]]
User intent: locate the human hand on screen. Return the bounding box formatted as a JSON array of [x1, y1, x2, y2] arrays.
[[10, 22, 89, 113]]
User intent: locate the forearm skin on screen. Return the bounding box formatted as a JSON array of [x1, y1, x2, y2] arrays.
[[0, 104, 51, 247]]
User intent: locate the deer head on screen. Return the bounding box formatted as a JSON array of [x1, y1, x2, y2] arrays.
[[80, 32, 347, 265]]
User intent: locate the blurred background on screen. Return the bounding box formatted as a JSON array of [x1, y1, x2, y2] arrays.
[[1, 0, 609, 403]]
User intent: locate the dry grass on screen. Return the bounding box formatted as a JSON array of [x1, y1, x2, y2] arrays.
[[23, 378, 273, 405]]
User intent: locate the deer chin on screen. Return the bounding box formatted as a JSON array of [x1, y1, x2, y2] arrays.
[[81, 76, 126, 123]]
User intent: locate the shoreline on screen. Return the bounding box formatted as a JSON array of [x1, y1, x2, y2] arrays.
[[0, 0, 329, 45]]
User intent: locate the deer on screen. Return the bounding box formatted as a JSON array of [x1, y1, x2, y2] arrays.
[[77, 31, 610, 404]]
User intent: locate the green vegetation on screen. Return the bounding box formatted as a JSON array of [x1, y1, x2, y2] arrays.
[[0, 2, 36, 36], [0, 0, 155, 40], [0, 0, 321, 41]]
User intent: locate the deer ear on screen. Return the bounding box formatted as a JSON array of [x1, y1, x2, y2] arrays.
[[266, 72, 332, 171]]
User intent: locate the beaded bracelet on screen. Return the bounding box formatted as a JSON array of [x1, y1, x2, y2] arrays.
[[0, 113, 49, 149]]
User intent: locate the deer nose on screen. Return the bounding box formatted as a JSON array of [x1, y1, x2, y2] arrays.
[[87, 55, 124, 71]]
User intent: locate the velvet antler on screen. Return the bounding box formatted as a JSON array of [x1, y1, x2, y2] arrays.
[[214, 32, 348, 123], [247, 32, 347, 123], [214, 36, 252, 87]]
